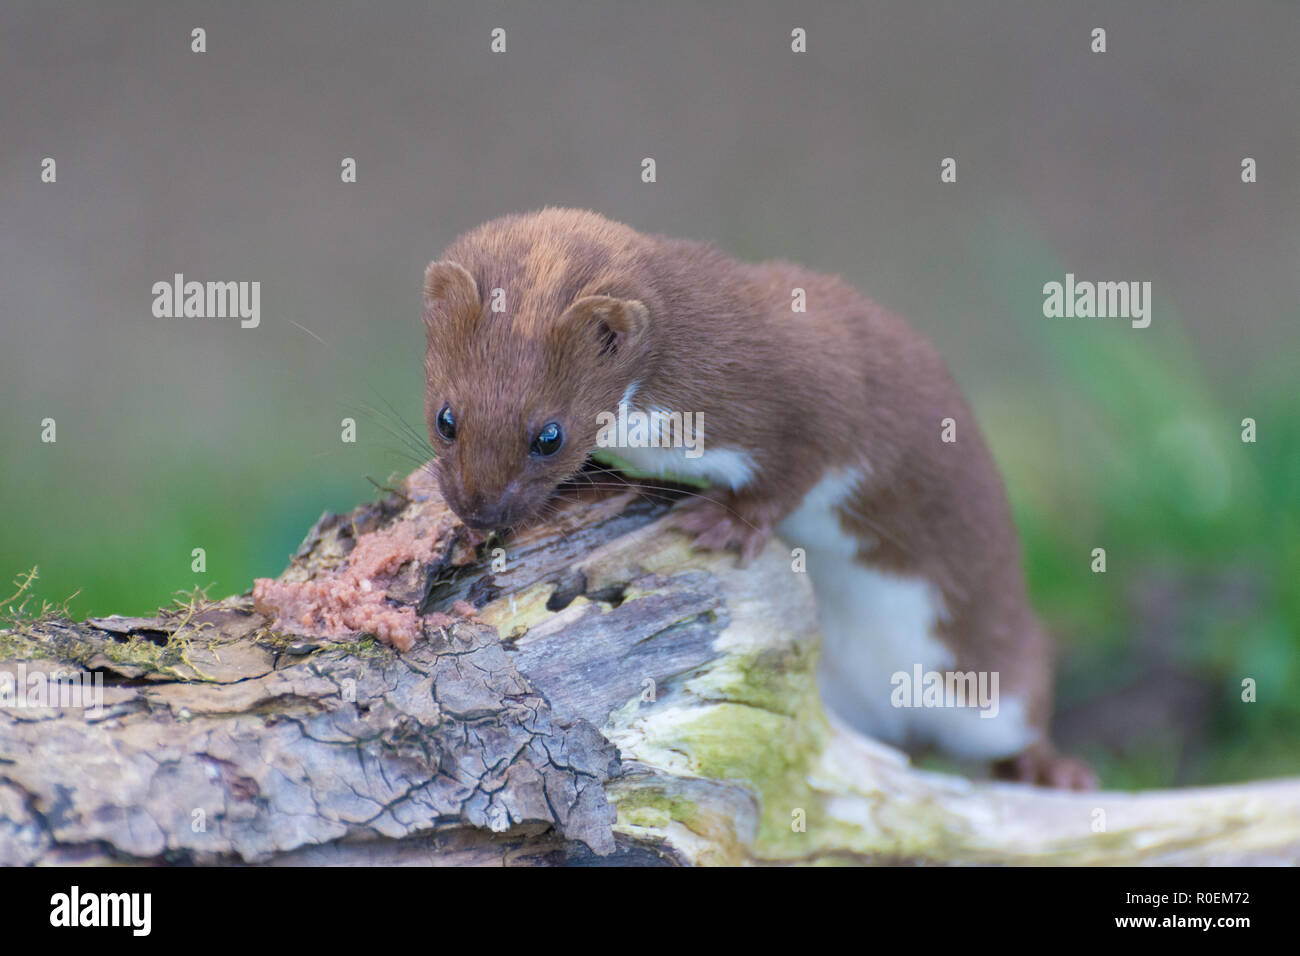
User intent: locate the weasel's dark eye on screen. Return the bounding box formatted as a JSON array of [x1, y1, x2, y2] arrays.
[[435, 405, 456, 441], [531, 422, 563, 457]]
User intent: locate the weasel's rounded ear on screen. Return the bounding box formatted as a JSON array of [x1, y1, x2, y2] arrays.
[[558, 295, 649, 358], [422, 261, 479, 324]]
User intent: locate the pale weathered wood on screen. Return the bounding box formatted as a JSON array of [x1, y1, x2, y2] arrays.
[[2, 467, 1296, 865]]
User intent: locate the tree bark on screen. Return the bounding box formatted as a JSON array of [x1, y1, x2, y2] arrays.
[[2, 468, 1297, 866]]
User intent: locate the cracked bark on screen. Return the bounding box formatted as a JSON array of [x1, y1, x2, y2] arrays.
[[2, 467, 1298, 866]]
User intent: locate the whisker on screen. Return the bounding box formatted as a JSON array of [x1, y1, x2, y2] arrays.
[[359, 402, 436, 461], [362, 386, 435, 457], [558, 469, 763, 535]]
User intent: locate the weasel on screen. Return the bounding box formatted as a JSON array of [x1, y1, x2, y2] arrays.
[[421, 207, 1095, 788]]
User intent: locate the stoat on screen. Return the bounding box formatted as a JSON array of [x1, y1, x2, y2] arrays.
[[421, 207, 1095, 788]]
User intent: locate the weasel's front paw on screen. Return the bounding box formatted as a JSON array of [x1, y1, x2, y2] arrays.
[[669, 496, 772, 565], [994, 744, 1098, 790]]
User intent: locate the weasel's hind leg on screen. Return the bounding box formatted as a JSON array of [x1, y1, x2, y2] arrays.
[[993, 742, 1097, 790]]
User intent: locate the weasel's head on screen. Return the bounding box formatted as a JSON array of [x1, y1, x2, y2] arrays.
[[421, 257, 650, 532]]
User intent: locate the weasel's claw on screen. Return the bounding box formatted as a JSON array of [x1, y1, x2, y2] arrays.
[[669, 499, 771, 566], [994, 745, 1098, 790]]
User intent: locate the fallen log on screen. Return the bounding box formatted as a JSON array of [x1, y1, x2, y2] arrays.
[[2, 466, 1297, 865]]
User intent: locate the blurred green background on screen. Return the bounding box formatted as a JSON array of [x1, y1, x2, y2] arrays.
[[2, 1, 1296, 788]]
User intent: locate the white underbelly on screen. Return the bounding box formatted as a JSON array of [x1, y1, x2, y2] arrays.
[[776, 470, 1036, 759], [611, 442, 757, 491]]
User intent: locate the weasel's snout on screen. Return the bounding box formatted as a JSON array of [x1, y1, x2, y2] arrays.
[[462, 501, 507, 530], [434, 466, 518, 531], [456, 488, 525, 532]]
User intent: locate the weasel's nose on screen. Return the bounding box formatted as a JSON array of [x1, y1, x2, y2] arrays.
[[463, 495, 509, 530]]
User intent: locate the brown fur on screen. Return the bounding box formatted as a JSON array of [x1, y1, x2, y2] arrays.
[[422, 207, 1094, 788]]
